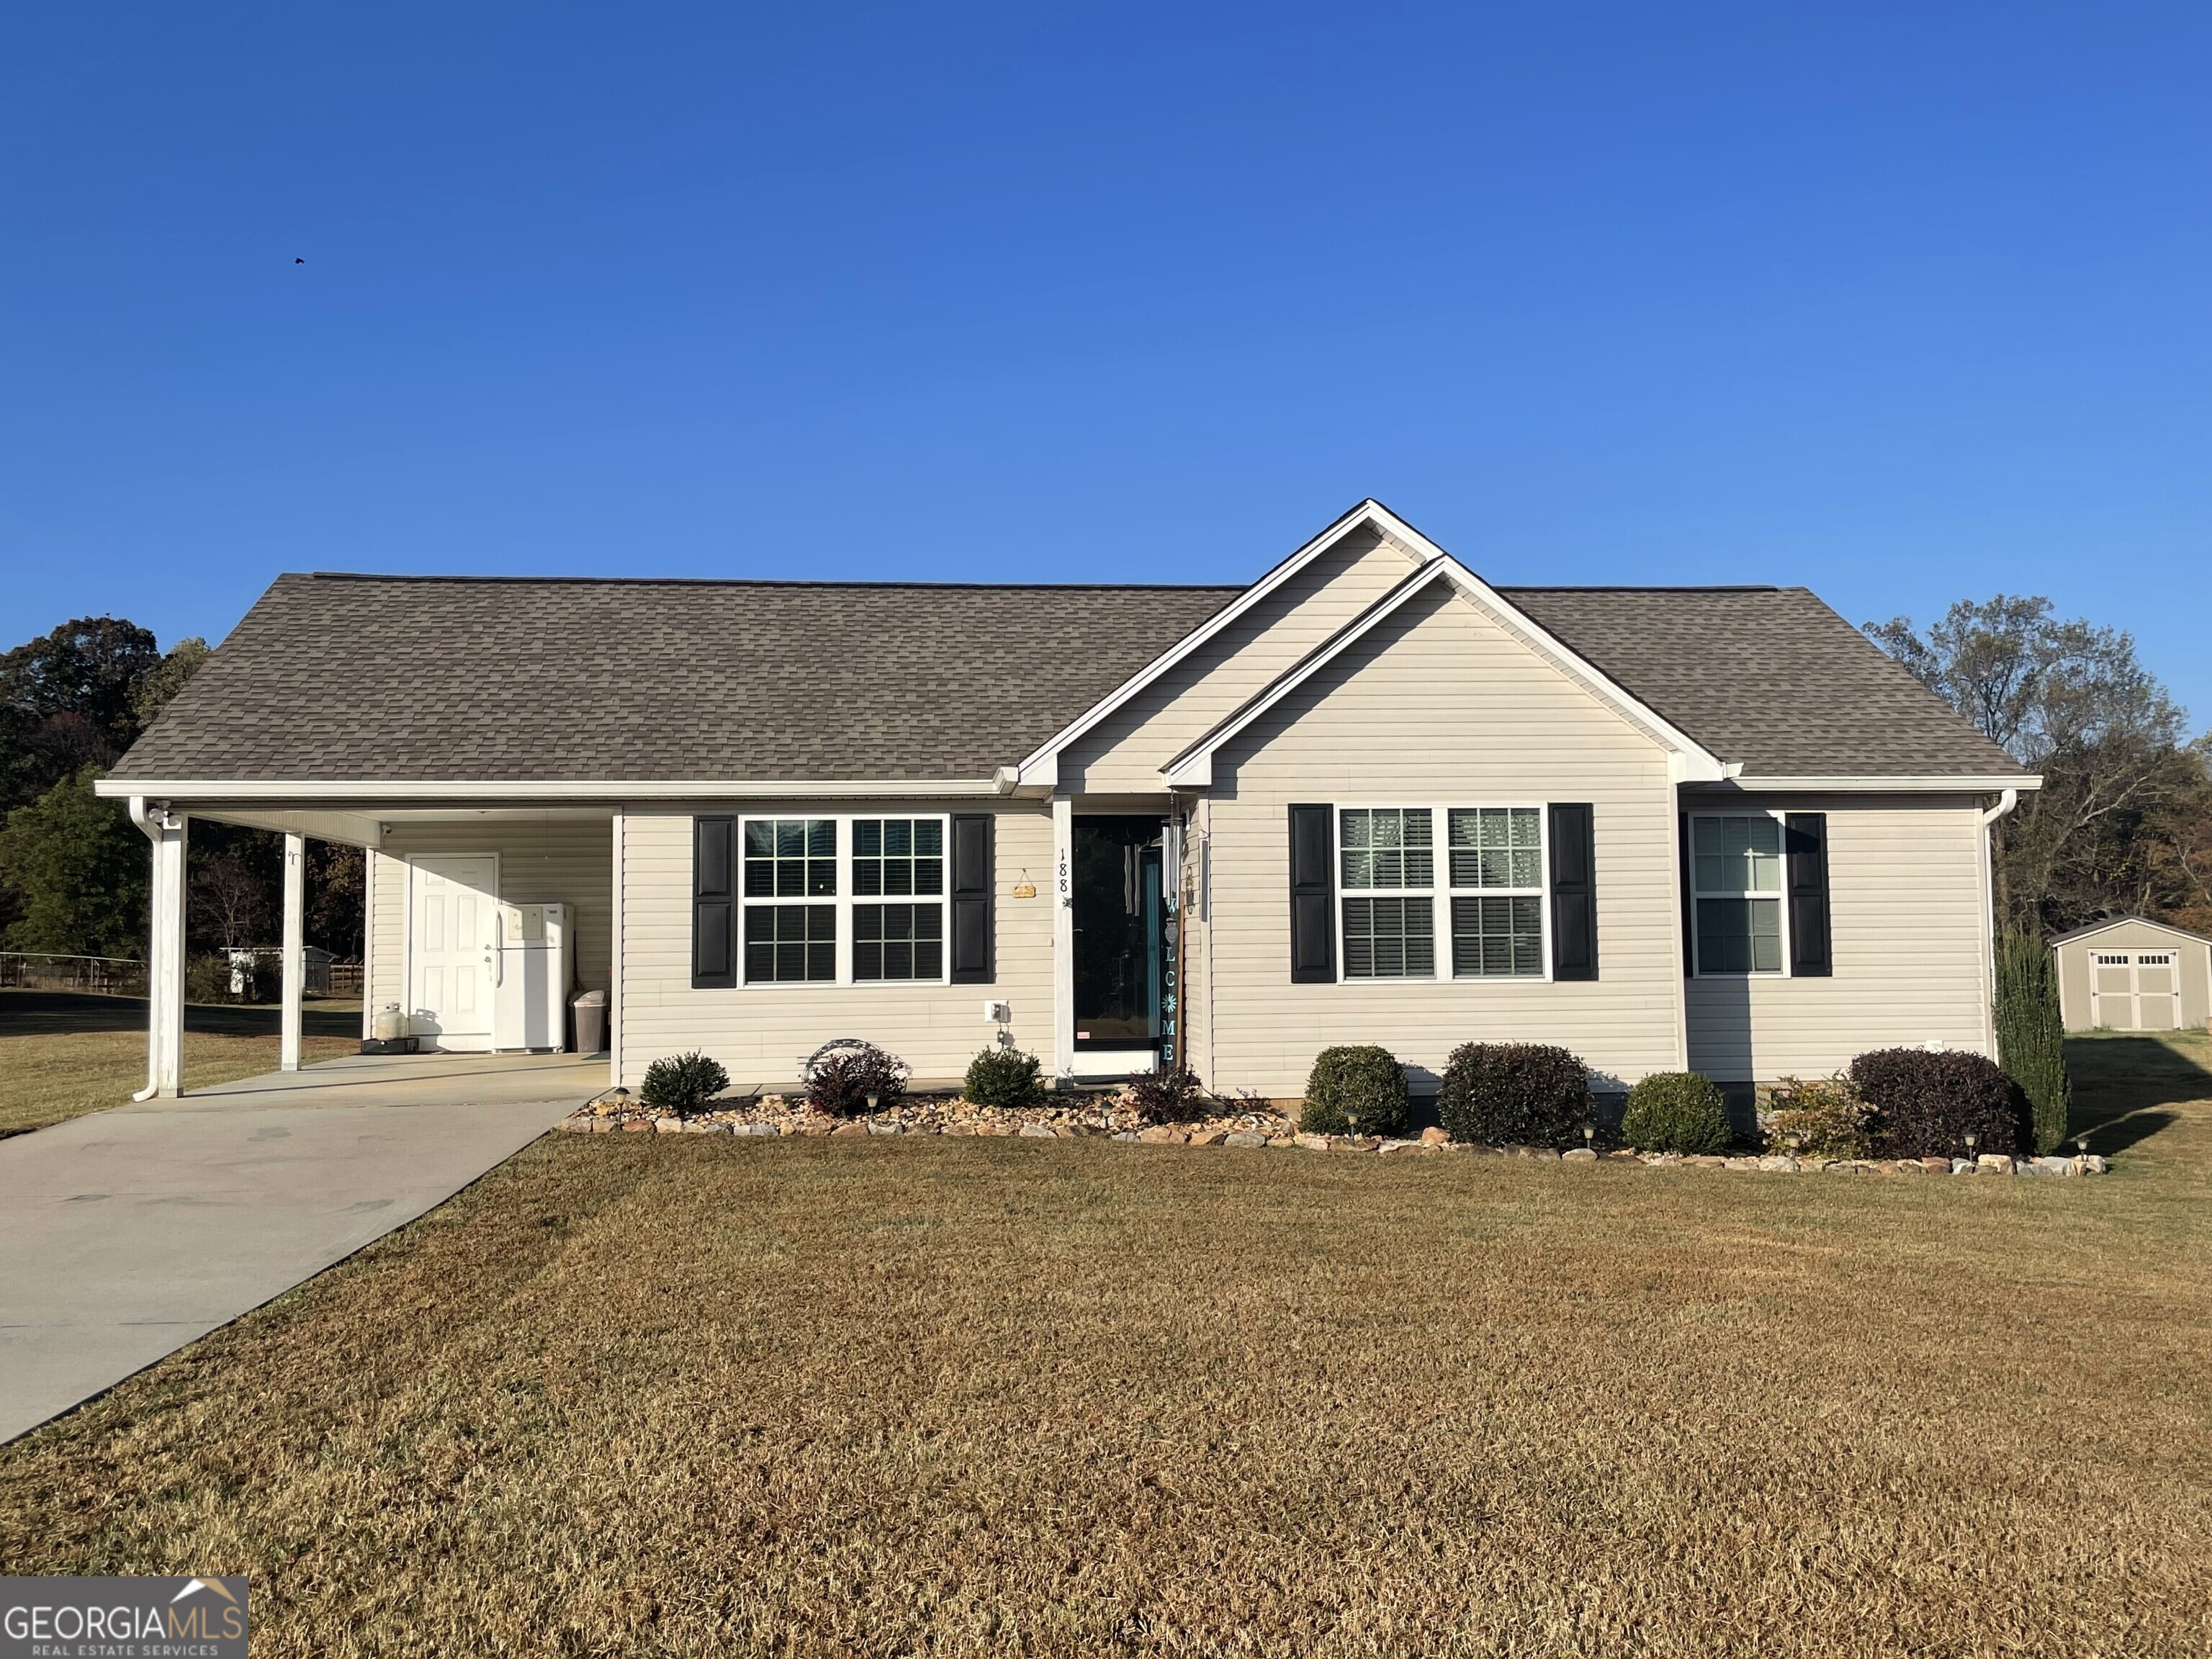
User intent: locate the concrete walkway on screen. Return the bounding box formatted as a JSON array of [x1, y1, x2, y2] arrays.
[[0, 1051, 603, 1443]]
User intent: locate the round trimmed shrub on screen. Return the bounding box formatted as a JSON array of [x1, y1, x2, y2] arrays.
[[1301, 1046, 1408, 1137], [963, 1045, 1045, 1108], [640, 1051, 729, 1116], [1438, 1042, 1589, 1147], [1850, 1047, 2025, 1159], [804, 1039, 911, 1118], [1622, 1071, 1731, 1154]]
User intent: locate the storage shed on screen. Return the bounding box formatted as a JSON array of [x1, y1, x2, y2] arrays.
[[2052, 917, 2212, 1032]]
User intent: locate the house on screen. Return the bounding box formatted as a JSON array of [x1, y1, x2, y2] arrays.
[[2050, 917, 2211, 1033], [97, 500, 2038, 1112]]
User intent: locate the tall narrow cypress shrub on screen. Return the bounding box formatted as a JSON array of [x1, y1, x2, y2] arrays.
[[1995, 926, 2071, 1154]]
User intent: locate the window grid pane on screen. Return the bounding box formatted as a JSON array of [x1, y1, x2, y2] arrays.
[[853, 902, 945, 981], [853, 818, 944, 899], [1452, 894, 1545, 978], [745, 819, 837, 899], [1696, 896, 1782, 974], [1449, 807, 1542, 889], [743, 904, 836, 982], [1693, 815, 1781, 896], [1343, 895, 1435, 978], [1341, 809, 1433, 890]]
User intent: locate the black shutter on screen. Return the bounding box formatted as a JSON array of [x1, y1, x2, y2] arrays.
[[950, 813, 994, 983], [1547, 802, 1598, 981], [1288, 804, 1336, 983], [1678, 812, 1695, 976], [692, 816, 736, 989], [1785, 811, 1833, 977]]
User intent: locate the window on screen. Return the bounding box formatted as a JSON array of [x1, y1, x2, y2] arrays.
[[745, 904, 835, 982], [1692, 814, 1784, 974], [1448, 807, 1545, 978], [733, 814, 951, 986], [1340, 809, 1435, 978], [745, 819, 835, 897], [854, 902, 943, 981]]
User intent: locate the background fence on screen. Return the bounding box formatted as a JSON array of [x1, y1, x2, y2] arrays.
[[0, 953, 148, 995]]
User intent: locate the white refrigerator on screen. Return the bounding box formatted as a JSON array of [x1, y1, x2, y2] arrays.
[[494, 902, 573, 1052]]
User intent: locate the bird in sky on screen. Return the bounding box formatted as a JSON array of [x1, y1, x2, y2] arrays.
[[294, 256, 305, 264]]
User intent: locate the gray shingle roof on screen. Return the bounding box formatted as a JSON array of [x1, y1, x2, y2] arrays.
[[1499, 585, 2027, 779], [112, 574, 1243, 783], [114, 570, 2026, 786]]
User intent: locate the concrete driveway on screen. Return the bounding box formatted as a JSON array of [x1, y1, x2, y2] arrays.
[[0, 1051, 602, 1443]]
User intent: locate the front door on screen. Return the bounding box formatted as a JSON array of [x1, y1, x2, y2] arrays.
[[408, 855, 500, 1051], [1072, 817, 1168, 1072]]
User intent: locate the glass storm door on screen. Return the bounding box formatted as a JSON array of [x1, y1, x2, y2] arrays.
[[1072, 817, 1165, 1058]]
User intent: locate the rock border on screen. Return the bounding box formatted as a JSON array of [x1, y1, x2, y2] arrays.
[[554, 1096, 2108, 1176]]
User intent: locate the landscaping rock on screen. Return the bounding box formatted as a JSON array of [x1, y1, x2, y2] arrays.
[[868, 1122, 903, 1136], [733, 1122, 778, 1138], [1604, 1149, 1641, 1163], [652, 1118, 684, 1134], [1563, 1148, 1599, 1163], [1919, 1157, 1951, 1173], [1266, 1135, 1296, 1147], [1686, 1156, 1727, 1169], [1977, 1154, 2016, 1175], [1136, 1126, 1184, 1143], [1017, 1123, 1057, 1138], [1756, 1155, 1799, 1172], [831, 1123, 868, 1138], [1377, 1139, 1428, 1156], [1112, 1130, 1139, 1142], [1419, 1126, 1451, 1146], [1188, 1129, 1228, 1147], [2033, 1155, 2077, 1177], [1224, 1130, 1267, 1148], [2081, 1154, 2109, 1174], [1295, 1133, 1331, 1152], [1722, 1156, 1758, 1170]]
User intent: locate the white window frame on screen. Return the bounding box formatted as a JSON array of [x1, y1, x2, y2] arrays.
[[1332, 803, 1552, 985], [1689, 809, 1791, 979], [737, 812, 953, 988]]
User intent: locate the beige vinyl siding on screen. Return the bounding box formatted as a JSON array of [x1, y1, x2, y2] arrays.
[[1684, 796, 1990, 1080], [2054, 919, 2212, 1031], [1195, 581, 1684, 1099], [618, 804, 1055, 1092], [1061, 526, 1420, 793], [366, 817, 615, 1033]]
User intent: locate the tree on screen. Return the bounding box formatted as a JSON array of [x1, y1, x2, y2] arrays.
[[1866, 597, 2192, 932], [0, 768, 148, 956], [131, 636, 212, 727], [188, 835, 276, 952], [0, 618, 162, 809], [1994, 926, 2070, 1154], [307, 841, 365, 959]]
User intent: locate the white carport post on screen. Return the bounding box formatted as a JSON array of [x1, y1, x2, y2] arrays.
[[129, 798, 188, 1100], [280, 832, 305, 1071]]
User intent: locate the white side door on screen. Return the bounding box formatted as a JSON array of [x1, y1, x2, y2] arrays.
[[408, 855, 500, 1051]]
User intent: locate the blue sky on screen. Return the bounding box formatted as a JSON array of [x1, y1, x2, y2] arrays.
[[4, 4, 2206, 722]]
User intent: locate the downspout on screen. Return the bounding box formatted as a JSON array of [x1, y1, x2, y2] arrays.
[[1977, 788, 2020, 1057]]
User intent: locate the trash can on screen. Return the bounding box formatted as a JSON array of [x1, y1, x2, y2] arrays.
[[572, 989, 607, 1055]]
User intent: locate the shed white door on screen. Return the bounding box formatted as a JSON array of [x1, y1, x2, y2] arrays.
[[2090, 950, 2180, 1030], [409, 855, 500, 1051]]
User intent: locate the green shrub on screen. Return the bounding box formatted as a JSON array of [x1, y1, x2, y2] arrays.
[[1761, 1074, 1874, 1161], [963, 1045, 1046, 1108], [804, 1039, 910, 1118], [1438, 1043, 1588, 1146], [640, 1051, 729, 1116], [1125, 1065, 1208, 1125], [1850, 1047, 2024, 1159], [1995, 926, 2072, 1154], [1300, 1046, 1408, 1137], [1622, 1072, 1732, 1154]]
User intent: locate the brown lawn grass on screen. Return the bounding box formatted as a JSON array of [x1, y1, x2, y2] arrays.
[[0, 1027, 358, 1136], [2, 1035, 2209, 1655]]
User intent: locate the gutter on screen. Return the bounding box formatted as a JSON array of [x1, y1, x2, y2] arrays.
[[94, 775, 1017, 804], [1977, 787, 2020, 1060]]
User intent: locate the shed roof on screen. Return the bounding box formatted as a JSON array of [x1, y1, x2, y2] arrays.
[[2049, 915, 2212, 948]]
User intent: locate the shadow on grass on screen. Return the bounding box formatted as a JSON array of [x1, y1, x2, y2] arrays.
[[0, 989, 358, 1041], [2066, 1034, 2212, 1156]]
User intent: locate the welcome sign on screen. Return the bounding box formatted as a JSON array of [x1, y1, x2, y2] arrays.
[[1, 1577, 248, 1658]]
